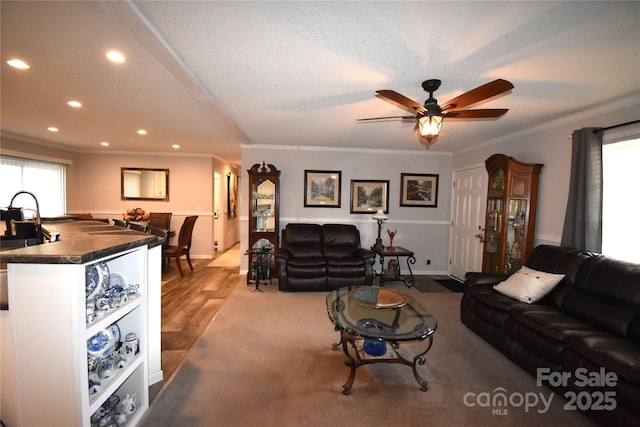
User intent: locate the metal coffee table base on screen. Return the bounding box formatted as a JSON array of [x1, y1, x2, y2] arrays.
[[333, 330, 434, 395]]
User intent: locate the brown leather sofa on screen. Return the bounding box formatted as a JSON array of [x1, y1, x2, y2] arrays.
[[461, 245, 640, 426], [276, 223, 375, 291]]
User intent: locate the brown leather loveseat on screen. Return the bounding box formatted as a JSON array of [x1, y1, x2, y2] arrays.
[[461, 244, 640, 426], [276, 223, 375, 291]]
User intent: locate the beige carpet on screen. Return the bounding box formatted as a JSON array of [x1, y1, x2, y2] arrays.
[[141, 281, 597, 427], [207, 244, 240, 268]]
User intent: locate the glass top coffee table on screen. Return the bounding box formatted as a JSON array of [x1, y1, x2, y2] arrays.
[[326, 286, 438, 394]]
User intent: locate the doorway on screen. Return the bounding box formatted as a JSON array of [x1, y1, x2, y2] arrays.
[[213, 172, 223, 254], [449, 166, 487, 280]]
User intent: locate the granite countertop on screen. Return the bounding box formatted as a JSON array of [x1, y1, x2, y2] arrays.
[[0, 220, 160, 264]]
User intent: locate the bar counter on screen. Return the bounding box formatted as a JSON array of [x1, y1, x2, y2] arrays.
[[0, 220, 158, 264]]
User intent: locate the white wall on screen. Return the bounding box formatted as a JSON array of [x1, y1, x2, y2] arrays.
[[241, 146, 454, 275], [73, 152, 215, 257], [72, 152, 240, 258], [453, 95, 640, 247]]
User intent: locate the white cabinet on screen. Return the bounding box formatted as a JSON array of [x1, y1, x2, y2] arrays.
[[7, 245, 151, 426]]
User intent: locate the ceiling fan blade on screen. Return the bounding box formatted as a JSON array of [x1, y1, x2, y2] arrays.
[[376, 90, 426, 113], [357, 115, 416, 121], [445, 109, 509, 119], [441, 79, 514, 111]]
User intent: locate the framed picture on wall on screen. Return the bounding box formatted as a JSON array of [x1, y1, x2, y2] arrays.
[[304, 170, 341, 207], [400, 173, 439, 207], [350, 179, 389, 214], [227, 172, 237, 217]]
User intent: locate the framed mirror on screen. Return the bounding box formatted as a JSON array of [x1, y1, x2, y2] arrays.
[[121, 167, 169, 201]]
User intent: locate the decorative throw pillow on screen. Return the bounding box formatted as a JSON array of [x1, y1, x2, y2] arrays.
[[493, 266, 565, 303]]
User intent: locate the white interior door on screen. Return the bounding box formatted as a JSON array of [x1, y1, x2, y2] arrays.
[[449, 166, 487, 280], [213, 172, 223, 253]]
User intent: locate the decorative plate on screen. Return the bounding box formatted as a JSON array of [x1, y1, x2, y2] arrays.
[[97, 262, 111, 292], [87, 328, 115, 357], [87, 323, 121, 358], [109, 272, 127, 293], [86, 264, 100, 298], [86, 261, 110, 299]]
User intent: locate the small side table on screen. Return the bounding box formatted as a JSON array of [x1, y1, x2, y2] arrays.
[[371, 246, 416, 288], [245, 247, 273, 292]]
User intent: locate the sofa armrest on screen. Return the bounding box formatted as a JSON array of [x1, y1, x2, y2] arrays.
[[465, 271, 509, 286], [275, 248, 292, 261], [354, 248, 375, 260]]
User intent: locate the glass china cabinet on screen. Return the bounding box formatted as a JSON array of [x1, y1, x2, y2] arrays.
[[482, 154, 543, 274], [247, 162, 280, 275]]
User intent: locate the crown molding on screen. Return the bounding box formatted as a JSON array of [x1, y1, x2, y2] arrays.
[[457, 92, 640, 155], [241, 143, 452, 157]]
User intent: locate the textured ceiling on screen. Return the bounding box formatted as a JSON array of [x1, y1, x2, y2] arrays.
[[2, 1, 639, 167]]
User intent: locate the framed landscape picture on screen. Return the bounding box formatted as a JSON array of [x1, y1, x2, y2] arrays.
[[350, 179, 389, 214], [400, 173, 439, 207], [304, 170, 341, 207]]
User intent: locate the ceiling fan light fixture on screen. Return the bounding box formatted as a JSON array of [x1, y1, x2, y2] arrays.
[[418, 114, 443, 138], [361, 79, 513, 148]]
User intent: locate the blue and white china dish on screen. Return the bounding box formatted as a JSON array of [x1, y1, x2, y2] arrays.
[[87, 329, 114, 357], [86, 264, 100, 298], [87, 323, 121, 358], [97, 261, 111, 291], [108, 272, 127, 293], [86, 261, 110, 299], [110, 323, 121, 346], [94, 293, 113, 311], [97, 357, 115, 379]]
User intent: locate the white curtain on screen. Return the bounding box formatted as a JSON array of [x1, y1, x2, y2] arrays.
[[0, 156, 66, 217]]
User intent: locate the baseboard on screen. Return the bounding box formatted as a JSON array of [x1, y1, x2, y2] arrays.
[[149, 370, 164, 385], [149, 370, 164, 386], [410, 269, 449, 276]]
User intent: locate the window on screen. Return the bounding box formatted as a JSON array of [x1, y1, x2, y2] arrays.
[[602, 137, 640, 263], [0, 156, 66, 218]]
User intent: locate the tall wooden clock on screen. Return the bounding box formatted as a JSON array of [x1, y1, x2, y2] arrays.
[[482, 154, 543, 274], [247, 162, 281, 272]]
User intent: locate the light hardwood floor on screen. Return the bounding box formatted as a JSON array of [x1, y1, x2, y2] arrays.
[[153, 253, 240, 398]]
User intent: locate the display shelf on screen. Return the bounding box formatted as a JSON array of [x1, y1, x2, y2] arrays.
[[86, 298, 142, 337], [89, 354, 143, 412], [114, 365, 149, 427], [89, 363, 148, 427], [6, 241, 150, 426]]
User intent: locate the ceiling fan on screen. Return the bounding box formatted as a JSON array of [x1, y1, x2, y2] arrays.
[[358, 78, 514, 147]]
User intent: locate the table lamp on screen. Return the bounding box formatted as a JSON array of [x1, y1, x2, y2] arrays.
[[372, 209, 388, 251]]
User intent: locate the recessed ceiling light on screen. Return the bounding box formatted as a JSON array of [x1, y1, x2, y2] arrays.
[[67, 100, 82, 108], [47, 127, 59, 132], [106, 50, 126, 63], [137, 129, 147, 135], [100, 141, 109, 147], [7, 59, 30, 69], [172, 144, 180, 149]]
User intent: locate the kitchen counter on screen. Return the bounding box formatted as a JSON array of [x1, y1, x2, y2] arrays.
[[0, 220, 158, 264]]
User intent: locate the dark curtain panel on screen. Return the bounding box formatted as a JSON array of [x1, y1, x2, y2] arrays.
[[560, 127, 603, 252]]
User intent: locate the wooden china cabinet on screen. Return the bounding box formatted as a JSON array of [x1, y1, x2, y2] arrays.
[[482, 154, 543, 274], [247, 162, 280, 275]]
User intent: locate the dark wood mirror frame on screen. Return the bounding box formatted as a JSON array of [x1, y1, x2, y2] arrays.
[[121, 167, 170, 201]]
